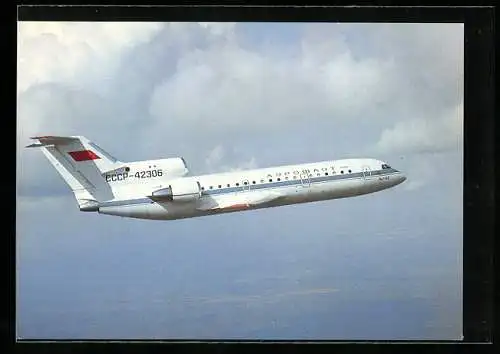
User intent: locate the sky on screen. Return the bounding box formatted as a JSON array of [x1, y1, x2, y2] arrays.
[[16, 22, 463, 340]]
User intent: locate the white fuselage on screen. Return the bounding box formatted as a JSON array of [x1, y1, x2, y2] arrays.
[[97, 158, 406, 220]]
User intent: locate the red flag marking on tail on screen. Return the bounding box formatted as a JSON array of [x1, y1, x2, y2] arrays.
[[68, 150, 100, 161]]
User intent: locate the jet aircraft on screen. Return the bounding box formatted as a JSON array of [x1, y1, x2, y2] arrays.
[[26, 135, 406, 220]]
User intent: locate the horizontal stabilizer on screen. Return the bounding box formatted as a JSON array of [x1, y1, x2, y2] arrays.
[[26, 142, 44, 148], [26, 135, 79, 147]]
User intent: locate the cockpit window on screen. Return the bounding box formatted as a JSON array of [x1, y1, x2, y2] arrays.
[[381, 164, 391, 169]]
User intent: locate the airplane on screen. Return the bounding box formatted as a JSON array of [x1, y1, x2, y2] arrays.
[[26, 135, 407, 221]]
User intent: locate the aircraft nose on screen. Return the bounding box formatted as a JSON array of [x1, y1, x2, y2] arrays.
[[396, 173, 407, 185]]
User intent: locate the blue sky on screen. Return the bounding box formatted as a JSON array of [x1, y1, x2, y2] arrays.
[[17, 22, 463, 340]]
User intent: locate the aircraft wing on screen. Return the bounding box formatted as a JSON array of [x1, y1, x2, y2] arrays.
[[196, 191, 285, 211]]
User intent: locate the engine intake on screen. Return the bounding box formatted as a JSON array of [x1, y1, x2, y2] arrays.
[[152, 179, 201, 202]]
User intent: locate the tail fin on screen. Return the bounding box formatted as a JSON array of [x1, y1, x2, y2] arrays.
[[26, 135, 121, 211]]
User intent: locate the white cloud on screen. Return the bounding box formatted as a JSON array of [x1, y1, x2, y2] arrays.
[[205, 145, 225, 172], [374, 101, 463, 156], [147, 29, 394, 138], [17, 22, 163, 94], [400, 156, 436, 191], [229, 157, 258, 172], [198, 22, 237, 37], [17, 22, 463, 196], [204, 145, 258, 174]]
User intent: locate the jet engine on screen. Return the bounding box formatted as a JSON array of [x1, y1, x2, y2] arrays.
[[115, 157, 189, 179], [155, 157, 189, 178], [151, 179, 201, 202]]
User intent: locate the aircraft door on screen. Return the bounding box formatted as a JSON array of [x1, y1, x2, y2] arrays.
[[299, 170, 311, 188], [362, 166, 372, 180]]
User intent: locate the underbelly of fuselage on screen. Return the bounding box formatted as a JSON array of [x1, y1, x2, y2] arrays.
[[98, 175, 396, 220]]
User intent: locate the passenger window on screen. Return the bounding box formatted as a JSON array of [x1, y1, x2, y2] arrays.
[[325, 172, 328, 176], [269, 179, 273, 182], [252, 181, 256, 184], [244, 181, 248, 185], [236, 183, 239, 186], [285, 176, 289, 180], [201, 187, 205, 190], [277, 178, 281, 181], [348, 170, 352, 173], [209, 186, 213, 189], [260, 179, 264, 183], [341, 171, 344, 174], [218, 185, 222, 188], [227, 184, 230, 187]]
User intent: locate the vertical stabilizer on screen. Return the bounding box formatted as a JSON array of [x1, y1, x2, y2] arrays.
[[26, 135, 122, 211]]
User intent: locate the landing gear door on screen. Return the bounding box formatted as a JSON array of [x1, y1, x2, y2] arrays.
[[362, 166, 372, 180]]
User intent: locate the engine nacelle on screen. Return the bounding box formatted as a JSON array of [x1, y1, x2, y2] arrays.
[[151, 179, 201, 203], [155, 157, 189, 178], [124, 157, 189, 179]]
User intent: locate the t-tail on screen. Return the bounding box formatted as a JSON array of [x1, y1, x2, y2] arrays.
[[26, 136, 121, 211]]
